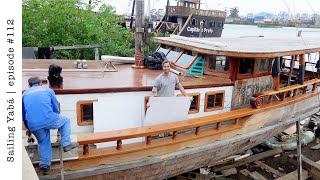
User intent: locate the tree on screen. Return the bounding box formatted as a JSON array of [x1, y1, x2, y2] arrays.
[[22, 0, 135, 59], [229, 7, 239, 18]]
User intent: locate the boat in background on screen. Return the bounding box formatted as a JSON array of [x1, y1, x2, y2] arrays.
[[154, 0, 226, 37]]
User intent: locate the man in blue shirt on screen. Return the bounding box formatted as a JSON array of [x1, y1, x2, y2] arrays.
[[22, 76, 78, 175]]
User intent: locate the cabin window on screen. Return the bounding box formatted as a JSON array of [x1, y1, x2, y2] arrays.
[[239, 58, 255, 74], [166, 47, 182, 62], [77, 100, 97, 126], [208, 55, 229, 71], [157, 47, 169, 55], [178, 93, 200, 114], [201, 20, 206, 26], [204, 91, 225, 112], [175, 50, 197, 68], [191, 18, 197, 25], [218, 21, 223, 27], [256, 58, 271, 73], [210, 21, 215, 27]]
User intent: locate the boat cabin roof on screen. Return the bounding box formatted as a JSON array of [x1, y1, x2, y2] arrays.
[[155, 36, 320, 58], [22, 60, 233, 94]]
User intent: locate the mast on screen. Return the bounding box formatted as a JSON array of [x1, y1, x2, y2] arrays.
[[133, 0, 145, 68], [130, 0, 136, 30]]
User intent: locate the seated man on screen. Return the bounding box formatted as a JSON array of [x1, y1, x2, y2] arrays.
[[22, 76, 78, 175]]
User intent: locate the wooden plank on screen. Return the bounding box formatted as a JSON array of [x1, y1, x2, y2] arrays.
[[212, 148, 282, 172], [250, 171, 268, 180], [274, 169, 309, 180], [22, 147, 39, 180], [301, 155, 320, 179], [238, 169, 267, 180], [254, 161, 285, 177]]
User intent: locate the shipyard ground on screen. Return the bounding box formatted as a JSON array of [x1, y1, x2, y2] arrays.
[[171, 131, 320, 180]]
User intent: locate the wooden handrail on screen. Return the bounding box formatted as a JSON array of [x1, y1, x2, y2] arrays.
[[78, 109, 248, 145], [77, 90, 320, 157], [250, 78, 320, 108]]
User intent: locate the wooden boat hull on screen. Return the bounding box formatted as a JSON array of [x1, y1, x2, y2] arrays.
[[41, 93, 320, 179]]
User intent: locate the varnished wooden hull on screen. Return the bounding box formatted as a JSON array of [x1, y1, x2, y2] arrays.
[[40, 93, 320, 180]]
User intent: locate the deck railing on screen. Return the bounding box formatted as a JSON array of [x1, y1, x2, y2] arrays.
[[77, 111, 252, 159], [77, 79, 320, 160], [250, 78, 320, 108]]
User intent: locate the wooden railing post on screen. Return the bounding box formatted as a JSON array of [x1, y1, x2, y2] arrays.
[[281, 92, 286, 101], [195, 127, 200, 135], [94, 48, 99, 60], [312, 84, 317, 92], [83, 145, 89, 155], [117, 140, 122, 150], [146, 136, 151, 144], [268, 95, 273, 104], [172, 131, 178, 139], [216, 122, 220, 130]]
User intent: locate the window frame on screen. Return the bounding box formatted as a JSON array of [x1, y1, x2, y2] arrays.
[[77, 100, 97, 126], [174, 51, 199, 69], [177, 92, 200, 114], [204, 90, 225, 112], [166, 48, 184, 62]]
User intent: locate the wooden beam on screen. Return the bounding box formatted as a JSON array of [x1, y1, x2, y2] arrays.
[[274, 169, 309, 180], [254, 161, 285, 177], [301, 155, 320, 180], [133, 0, 145, 68], [212, 148, 282, 172], [238, 169, 267, 180]]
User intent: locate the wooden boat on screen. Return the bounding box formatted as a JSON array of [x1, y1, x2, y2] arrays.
[[22, 36, 320, 179], [155, 0, 226, 37]]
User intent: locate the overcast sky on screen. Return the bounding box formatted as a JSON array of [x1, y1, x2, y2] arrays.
[[102, 0, 320, 16]]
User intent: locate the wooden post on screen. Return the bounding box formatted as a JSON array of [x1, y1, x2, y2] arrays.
[[146, 136, 151, 144], [298, 54, 305, 85], [296, 120, 302, 180], [133, 0, 145, 68], [83, 145, 89, 155], [117, 140, 122, 150], [94, 48, 99, 60], [312, 84, 317, 92], [216, 122, 220, 130], [172, 131, 178, 139], [130, 0, 136, 30], [274, 76, 280, 91], [195, 127, 200, 135], [268, 95, 273, 104], [287, 56, 295, 86]]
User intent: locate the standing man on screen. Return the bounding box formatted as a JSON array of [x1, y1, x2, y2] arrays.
[[22, 76, 78, 175], [150, 60, 189, 98], [148, 60, 191, 137]]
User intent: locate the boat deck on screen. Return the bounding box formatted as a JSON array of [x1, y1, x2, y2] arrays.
[[22, 59, 233, 94]]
